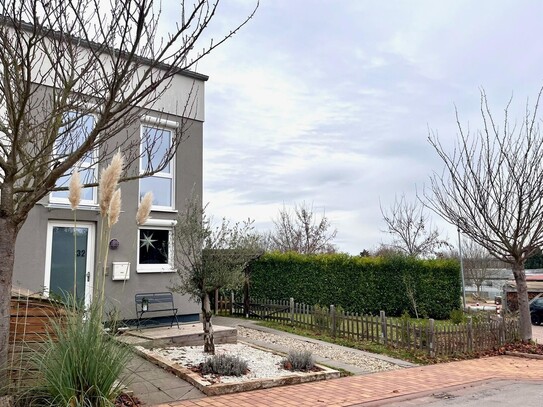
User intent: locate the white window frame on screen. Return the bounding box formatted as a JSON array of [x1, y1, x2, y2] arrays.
[[136, 223, 175, 273], [50, 112, 98, 206], [139, 116, 178, 211]]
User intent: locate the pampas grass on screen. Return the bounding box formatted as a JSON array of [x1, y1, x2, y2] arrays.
[[136, 191, 153, 225], [68, 169, 82, 302], [68, 169, 82, 210], [99, 152, 123, 216], [26, 297, 131, 406], [108, 189, 121, 227], [97, 152, 124, 313]]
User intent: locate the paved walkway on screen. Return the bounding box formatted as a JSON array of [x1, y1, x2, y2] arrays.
[[155, 355, 543, 406], [124, 317, 543, 406], [122, 316, 409, 404]]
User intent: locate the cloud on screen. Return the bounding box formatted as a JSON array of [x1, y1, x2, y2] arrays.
[[165, 0, 543, 254]]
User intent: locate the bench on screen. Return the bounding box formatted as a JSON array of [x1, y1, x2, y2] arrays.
[[135, 292, 180, 329]]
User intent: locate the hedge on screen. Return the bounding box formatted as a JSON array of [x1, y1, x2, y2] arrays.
[[248, 252, 461, 320]]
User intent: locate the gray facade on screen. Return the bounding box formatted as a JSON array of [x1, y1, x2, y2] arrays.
[[12, 81, 205, 323]]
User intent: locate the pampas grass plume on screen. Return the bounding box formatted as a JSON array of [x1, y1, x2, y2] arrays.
[[68, 169, 82, 210], [99, 152, 124, 216], [136, 191, 153, 225], [108, 189, 122, 227]]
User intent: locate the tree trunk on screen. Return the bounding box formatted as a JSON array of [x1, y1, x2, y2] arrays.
[[512, 262, 532, 342], [202, 292, 215, 354], [0, 218, 18, 392]]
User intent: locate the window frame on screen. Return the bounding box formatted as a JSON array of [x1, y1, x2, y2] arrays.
[[136, 225, 175, 273], [49, 112, 98, 206], [139, 116, 178, 211]]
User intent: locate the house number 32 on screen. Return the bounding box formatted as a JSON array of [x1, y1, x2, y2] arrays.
[[76, 250, 86, 257]]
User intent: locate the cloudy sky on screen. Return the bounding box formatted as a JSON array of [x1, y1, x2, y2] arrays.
[[181, 0, 543, 254]]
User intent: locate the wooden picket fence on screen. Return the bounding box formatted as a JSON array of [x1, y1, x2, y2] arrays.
[[217, 295, 520, 357]]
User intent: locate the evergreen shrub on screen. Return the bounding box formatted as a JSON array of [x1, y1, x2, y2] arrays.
[[250, 253, 461, 320]]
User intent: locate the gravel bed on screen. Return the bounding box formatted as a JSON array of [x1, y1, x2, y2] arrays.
[[237, 326, 401, 373], [148, 343, 304, 384]]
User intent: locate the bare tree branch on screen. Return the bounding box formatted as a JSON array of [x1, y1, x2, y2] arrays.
[[270, 202, 337, 254], [380, 195, 450, 258], [0, 0, 258, 384], [424, 87, 543, 341]]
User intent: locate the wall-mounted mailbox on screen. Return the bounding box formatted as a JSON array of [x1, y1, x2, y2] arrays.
[[111, 262, 130, 281]]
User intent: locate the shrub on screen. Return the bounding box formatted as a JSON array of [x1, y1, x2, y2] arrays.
[[332, 304, 344, 332], [282, 350, 314, 371], [449, 309, 467, 324], [313, 304, 329, 333], [250, 253, 461, 319], [201, 354, 248, 376]]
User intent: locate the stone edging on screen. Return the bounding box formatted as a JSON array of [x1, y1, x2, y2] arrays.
[[504, 351, 543, 360], [132, 341, 341, 396]]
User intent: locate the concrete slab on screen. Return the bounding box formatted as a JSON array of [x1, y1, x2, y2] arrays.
[[122, 323, 237, 347]]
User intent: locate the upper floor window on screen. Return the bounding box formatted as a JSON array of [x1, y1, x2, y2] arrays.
[[50, 112, 97, 205], [139, 124, 174, 210]]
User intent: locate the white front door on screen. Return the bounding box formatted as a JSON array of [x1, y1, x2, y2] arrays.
[[44, 221, 95, 307]]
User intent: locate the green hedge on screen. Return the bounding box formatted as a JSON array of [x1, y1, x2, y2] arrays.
[[249, 253, 461, 320]]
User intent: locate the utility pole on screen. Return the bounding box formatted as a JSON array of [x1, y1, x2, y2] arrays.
[[457, 228, 466, 309]]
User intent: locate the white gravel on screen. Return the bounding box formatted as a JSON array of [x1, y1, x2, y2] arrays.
[[142, 326, 402, 385], [237, 326, 401, 373], [148, 343, 305, 384]]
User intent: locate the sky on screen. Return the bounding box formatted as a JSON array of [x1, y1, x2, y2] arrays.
[[174, 0, 543, 254]]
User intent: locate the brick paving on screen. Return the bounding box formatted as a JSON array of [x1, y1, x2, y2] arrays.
[[153, 356, 543, 407]]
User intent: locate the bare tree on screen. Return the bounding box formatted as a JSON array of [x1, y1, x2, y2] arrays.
[[270, 202, 337, 254], [462, 238, 503, 298], [0, 0, 257, 382], [380, 195, 450, 257], [172, 196, 262, 354], [425, 89, 543, 341]]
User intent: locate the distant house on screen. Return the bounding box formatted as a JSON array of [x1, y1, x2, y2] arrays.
[[11, 41, 207, 325], [502, 272, 543, 312]]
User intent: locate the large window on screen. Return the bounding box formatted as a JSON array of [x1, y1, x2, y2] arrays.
[[139, 125, 174, 210], [137, 227, 174, 272], [140, 125, 175, 210], [50, 112, 97, 205]]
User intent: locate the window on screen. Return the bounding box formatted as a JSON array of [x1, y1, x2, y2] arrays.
[[137, 227, 174, 272], [139, 124, 175, 210], [50, 112, 97, 205]]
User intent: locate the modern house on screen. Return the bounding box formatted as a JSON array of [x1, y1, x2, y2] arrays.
[[11, 59, 207, 325]]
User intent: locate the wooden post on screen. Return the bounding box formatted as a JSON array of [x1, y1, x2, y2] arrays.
[[428, 319, 435, 357], [467, 316, 473, 352], [230, 291, 235, 316], [289, 297, 295, 324], [214, 289, 218, 315], [498, 315, 506, 345], [330, 305, 336, 337], [380, 310, 387, 345]]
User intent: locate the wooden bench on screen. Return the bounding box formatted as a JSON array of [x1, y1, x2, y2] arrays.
[[135, 292, 180, 329]]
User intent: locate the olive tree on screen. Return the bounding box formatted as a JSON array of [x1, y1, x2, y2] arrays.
[[172, 196, 262, 354], [426, 89, 543, 341], [0, 0, 256, 384]]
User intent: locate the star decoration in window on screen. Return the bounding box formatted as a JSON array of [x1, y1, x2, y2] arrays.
[[140, 232, 157, 252]]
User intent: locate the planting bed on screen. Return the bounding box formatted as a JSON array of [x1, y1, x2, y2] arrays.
[[134, 341, 340, 396]]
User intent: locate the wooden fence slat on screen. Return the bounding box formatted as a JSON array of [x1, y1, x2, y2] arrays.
[[224, 297, 520, 357]]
